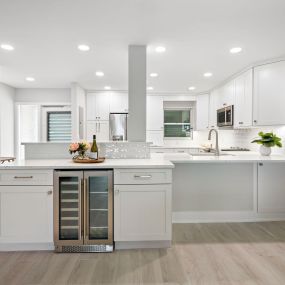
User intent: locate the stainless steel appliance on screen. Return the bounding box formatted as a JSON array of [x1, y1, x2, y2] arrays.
[[217, 105, 234, 127], [109, 113, 127, 141], [54, 170, 113, 252]]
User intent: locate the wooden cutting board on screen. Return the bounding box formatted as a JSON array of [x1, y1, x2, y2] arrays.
[[72, 157, 105, 164]]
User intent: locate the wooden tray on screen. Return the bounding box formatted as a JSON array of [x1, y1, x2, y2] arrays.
[[72, 157, 105, 164], [0, 157, 15, 164]]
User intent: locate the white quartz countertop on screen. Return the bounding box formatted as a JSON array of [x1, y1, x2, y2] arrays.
[[1, 152, 285, 170]]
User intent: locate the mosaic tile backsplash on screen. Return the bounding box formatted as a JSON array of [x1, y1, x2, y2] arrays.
[[24, 142, 151, 159]]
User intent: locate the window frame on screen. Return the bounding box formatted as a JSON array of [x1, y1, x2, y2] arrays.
[[163, 107, 193, 139]]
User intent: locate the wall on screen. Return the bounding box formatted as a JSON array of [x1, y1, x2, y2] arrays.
[[15, 88, 70, 103], [0, 82, 15, 156], [71, 83, 86, 140]]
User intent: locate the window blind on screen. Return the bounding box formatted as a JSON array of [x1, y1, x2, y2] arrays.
[[47, 111, 72, 141]]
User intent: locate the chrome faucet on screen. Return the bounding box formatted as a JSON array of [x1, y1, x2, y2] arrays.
[[208, 129, 219, 156]]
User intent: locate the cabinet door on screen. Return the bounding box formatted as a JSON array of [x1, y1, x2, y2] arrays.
[[114, 184, 172, 241], [0, 186, 53, 243], [196, 94, 209, 130], [258, 163, 285, 213], [147, 96, 164, 130], [87, 93, 110, 121], [86, 121, 109, 142], [54, 171, 83, 246], [146, 130, 164, 146], [209, 90, 218, 128], [234, 69, 253, 128], [110, 92, 128, 113], [84, 171, 113, 245], [253, 61, 285, 126], [220, 81, 234, 107]]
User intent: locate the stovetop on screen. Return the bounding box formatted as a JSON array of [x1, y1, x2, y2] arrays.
[[221, 147, 250, 151]]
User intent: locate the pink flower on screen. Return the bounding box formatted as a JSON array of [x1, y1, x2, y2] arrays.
[[69, 143, 79, 152]]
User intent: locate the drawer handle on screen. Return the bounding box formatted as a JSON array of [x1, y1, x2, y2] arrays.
[[177, 151, 185, 153], [14, 176, 33, 179], [134, 175, 152, 179]]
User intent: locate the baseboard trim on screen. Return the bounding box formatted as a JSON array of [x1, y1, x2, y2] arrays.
[[0, 242, 54, 251], [172, 211, 285, 223], [115, 240, 171, 250]]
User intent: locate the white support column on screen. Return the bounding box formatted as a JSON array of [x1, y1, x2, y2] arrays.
[[128, 45, 147, 142]]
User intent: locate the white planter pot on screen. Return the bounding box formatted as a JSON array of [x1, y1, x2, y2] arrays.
[[259, 145, 271, 156]]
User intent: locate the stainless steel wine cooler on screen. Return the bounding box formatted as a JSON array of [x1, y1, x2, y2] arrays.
[[54, 170, 113, 253]]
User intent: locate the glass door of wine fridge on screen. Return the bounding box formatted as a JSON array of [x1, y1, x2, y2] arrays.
[[84, 170, 113, 245], [54, 171, 84, 250]]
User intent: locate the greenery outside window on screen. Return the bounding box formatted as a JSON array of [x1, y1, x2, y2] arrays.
[[164, 109, 192, 138]]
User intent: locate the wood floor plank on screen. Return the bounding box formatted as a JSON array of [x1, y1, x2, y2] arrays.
[[1, 222, 285, 285]]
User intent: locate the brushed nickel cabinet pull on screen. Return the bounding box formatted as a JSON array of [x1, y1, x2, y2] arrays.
[[47, 190, 53, 195], [259, 163, 263, 166], [14, 176, 33, 179], [134, 175, 152, 178]]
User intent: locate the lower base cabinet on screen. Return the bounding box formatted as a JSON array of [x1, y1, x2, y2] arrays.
[[114, 184, 172, 241], [0, 186, 53, 244], [258, 163, 285, 213]]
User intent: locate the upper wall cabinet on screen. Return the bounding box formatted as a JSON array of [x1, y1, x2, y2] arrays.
[[216, 80, 235, 108], [147, 96, 164, 131], [253, 61, 285, 126], [209, 90, 218, 128], [196, 94, 209, 130], [87, 92, 110, 121], [234, 69, 253, 128], [109, 92, 128, 113]]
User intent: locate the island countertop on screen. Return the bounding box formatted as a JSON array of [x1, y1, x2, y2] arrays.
[[1, 152, 285, 170]]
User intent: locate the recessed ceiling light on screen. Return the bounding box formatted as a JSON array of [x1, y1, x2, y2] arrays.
[[95, 71, 104, 77], [147, 86, 154, 91], [188, 86, 196, 91], [104, 86, 111, 90], [25, 77, 35, 82], [78, 44, 90, 51], [150, 73, 158, 77], [155, 46, 166, 53], [1, 43, 14, 51], [203, 72, 213, 77], [230, 47, 242, 54]]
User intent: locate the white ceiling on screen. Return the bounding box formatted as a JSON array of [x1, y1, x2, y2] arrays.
[[0, 0, 285, 93]]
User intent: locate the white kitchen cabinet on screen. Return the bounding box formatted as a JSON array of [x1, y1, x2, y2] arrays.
[[253, 61, 285, 126], [146, 130, 164, 146], [209, 90, 218, 128], [86, 121, 109, 142], [109, 92, 128, 113], [258, 162, 285, 213], [86, 92, 110, 121], [147, 96, 164, 131], [196, 94, 209, 130], [218, 80, 235, 108], [0, 186, 53, 244], [234, 69, 253, 128], [114, 184, 172, 241]]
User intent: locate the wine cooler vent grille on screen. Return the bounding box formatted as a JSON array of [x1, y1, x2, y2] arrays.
[[61, 245, 113, 253]]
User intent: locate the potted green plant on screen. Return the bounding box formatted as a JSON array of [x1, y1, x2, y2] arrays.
[[251, 132, 282, 156]]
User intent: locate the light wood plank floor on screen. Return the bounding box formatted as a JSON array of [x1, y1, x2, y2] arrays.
[[2, 222, 285, 285]]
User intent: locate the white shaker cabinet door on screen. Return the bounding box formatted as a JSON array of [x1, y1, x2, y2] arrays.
[[209, 90, 218, 128], [114, 184, 172, 241], [253, 61, 285, 126], [110, 92, 128, 113], [147, 96, 164, 131], [86, 121, 109, 142], [234, 69, 253, 128], [196, 94, 209, 130], [0, 186, 53, 243], [258, 163, 285, 213], [87, 92, 110, 121]]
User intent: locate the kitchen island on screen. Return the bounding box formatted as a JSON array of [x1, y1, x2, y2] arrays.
[[1, 152, 285, 251]]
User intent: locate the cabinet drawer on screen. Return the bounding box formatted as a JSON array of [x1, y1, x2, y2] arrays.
[[114, 169, 172, 185], [0, 170, 53, 185]]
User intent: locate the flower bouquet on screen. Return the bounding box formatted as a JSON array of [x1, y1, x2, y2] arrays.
[[69, 141, 90, 159]]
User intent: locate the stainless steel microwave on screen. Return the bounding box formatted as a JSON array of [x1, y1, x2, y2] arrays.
[[217, 105, 234, 127]]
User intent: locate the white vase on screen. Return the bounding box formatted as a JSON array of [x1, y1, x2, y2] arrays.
[[259, 145, 271, 156]]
